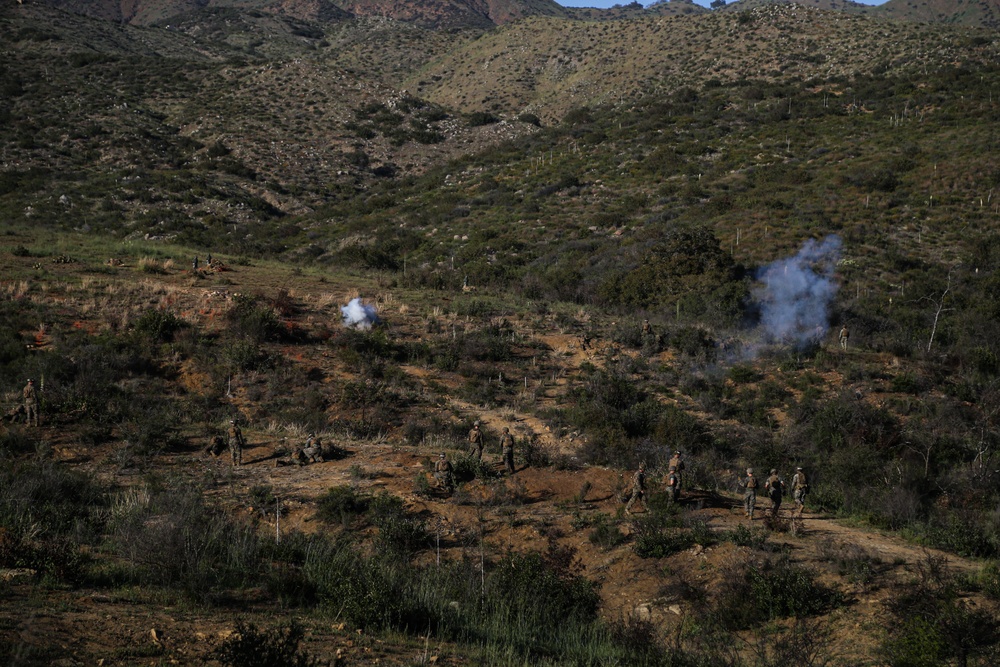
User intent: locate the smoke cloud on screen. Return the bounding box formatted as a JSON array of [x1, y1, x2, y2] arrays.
[[341, 297, 379, 330], [753, 235, 841, 348]]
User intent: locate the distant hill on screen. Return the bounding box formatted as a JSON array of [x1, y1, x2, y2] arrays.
[[26, 0, 1000, 32], [27, 0, 571, 28], [877, 0, 1000, 28], [408, 5, 999, 121], [721, 0, 874, 13]]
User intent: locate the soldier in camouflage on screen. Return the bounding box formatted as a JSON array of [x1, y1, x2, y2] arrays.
[[23, 379, 38, 427], [791, 467, 809, 517], [742, 468, 758, 520], [228, 419, 245, 466], [499, 427, 515, 475], [434, 453, 455, 494], [468, 421, 484, 461], [625, 463, 647, 514], [302, 433, 323, 463], [665, 466, 680, 503], [765, 468, 784, 517], [668, 450, 685, 496]]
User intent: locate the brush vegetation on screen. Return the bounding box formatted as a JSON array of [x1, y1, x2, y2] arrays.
[[2, 1, 1000, 665]]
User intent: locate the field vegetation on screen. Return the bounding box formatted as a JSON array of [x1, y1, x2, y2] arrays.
[[2, 1, 1000, 665]]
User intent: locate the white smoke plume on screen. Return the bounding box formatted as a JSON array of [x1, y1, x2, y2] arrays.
[[753, 235, 841, 348], [341, 297, 379, 330]]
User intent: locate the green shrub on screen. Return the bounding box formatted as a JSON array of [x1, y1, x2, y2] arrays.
[[217, 621, 319, 667], [226, 294, 282, 343], [223, 338, 272, 372], [882, 556, 1000, 667], [132, 309, 185, 343], [315, 485, 369, 527], [711, 556, 841, 630], [588, 514, 627, 550], [108, 485, 263, 599], [725, 523, 769, 550], [466, 111, 500, 126], [369, 492, 431, 558], [977, 561, 1000, 600], [452, 453, 500, 483]]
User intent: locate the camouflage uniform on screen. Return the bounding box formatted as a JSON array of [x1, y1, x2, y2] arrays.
[[791, 468, 808, 516], [668, 451, 685, 494], [205, 435, 226, 457], [742, 468, 758, 519], [665, 467, 680, 502], [434, 454, 455, 493], [625, 464, 646, 514], [23, 379, 38, 427], [468, 422, 484, 460], [839, 326, 849, 351], [765, 469, 784, 516], [499, 428, 515, 475], [228, 420, 245, 466], [302, 433, 323, 463], [7, 404, 26, 424]]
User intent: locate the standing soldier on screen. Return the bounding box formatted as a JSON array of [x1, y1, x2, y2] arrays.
[[742, 468, 758, 520], [791, 467, 809, 517], [23, 378, 38, 427], [499, 427, 515, 475], [468, 421, 484, 461], [765, 469, 784, 517], [668, 450, 685, 495], [434, 453, 455, 494], [625, 463, 647, 514], [665, 466, 680, 503], [839, 325, 850, 351], [228, 419, 245, 466]]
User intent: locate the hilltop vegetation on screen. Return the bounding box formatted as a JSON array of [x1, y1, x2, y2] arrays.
[[3, 1, 1000, 665]]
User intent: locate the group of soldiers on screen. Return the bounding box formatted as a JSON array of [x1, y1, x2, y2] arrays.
[[433, 420, 519, 494], [624, 450, 686, 514], [204, 420, 324, 467], [740, 466, 809, 520], [621, 452, 810, 521], [468, 421, 516, 475]]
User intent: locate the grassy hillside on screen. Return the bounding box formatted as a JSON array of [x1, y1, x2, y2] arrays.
[[3, 2, 1000, 665], [409, 7, 998, 121]]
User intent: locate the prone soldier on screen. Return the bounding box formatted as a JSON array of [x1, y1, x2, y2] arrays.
[[204, 435, 226, 457], [7, 404, 26, 424]]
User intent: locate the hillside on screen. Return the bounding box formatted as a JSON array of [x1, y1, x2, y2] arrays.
[[878, 0, 1000, 28], [409, 6, 998, 121], [3, 0, 1000, 665], [1, 236, 998, 666]]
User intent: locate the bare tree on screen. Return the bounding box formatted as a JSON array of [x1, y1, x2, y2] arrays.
[[923, 266, 958, 354]]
